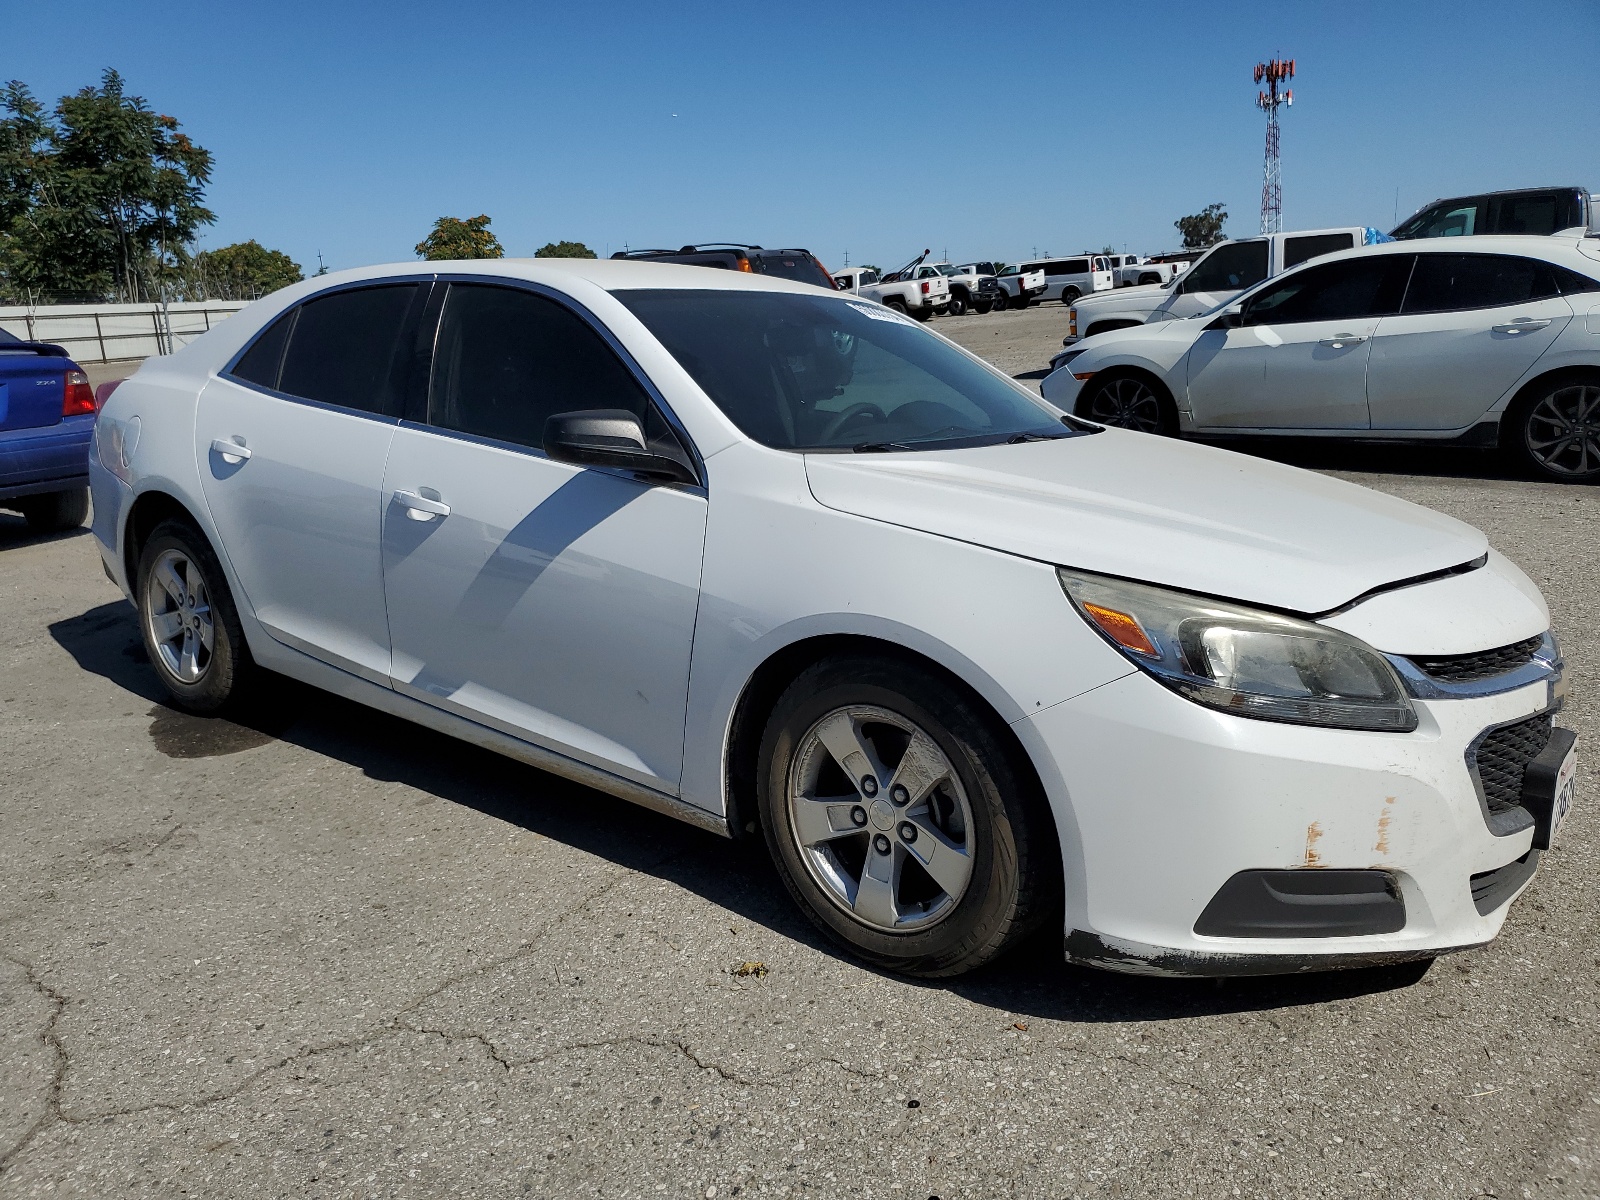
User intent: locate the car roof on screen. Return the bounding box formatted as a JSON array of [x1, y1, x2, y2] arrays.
[[274, 257, 837, 297], [1298, 235, 1596, 268]]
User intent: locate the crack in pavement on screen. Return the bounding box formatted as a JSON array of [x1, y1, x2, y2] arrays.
[[0, 953, 69, 1175]]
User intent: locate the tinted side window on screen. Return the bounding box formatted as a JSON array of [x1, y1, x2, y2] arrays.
[[1243, 256, 1411, 325], [1401, 255, 1560, 314], [1282, 232, 1355, 270], [1181, 241, 1270, 294], [277, 285, 421, 415], [1554, 265, 1600, 295], [1487, 191, 1580, 236], [428, 284, 656, 451], [230, 310, 294, 389]]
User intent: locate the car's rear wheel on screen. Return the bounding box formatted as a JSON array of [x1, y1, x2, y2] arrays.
[[757, 655, 1056, 977], [16, 487, 89, 533], [973, 301, 993, 315], [911, 306, 933, 322], [136, 519, 256, 713], [947, 292, 968, 316], [1011, 295, 1030, 311], [990, 292, 1009, 312], [1508, 372, 1600, 484], [886, 298, 909, 316], [1060, 287, 1081, 306], [1078, 371, 1178, 435]]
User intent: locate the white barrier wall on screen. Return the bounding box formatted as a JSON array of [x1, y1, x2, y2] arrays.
[[0, 300, 249, 364]]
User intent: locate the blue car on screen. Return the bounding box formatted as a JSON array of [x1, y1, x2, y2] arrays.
[[0, 326, 96, 532]]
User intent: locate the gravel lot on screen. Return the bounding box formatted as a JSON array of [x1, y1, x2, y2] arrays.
[[3, 309, 1597, 1199]]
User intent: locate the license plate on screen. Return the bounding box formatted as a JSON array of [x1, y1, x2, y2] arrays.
[[1550, 740, 1578, 843]]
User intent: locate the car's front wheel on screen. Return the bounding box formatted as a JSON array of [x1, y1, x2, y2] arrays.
[[1077, 371, 1178, 436], [757, 655, 1056, 977], [1507, 372, 1600, 484], [136, 519, 257, 713], [16, 487, 89, 533], [947, 292, 968, 316]]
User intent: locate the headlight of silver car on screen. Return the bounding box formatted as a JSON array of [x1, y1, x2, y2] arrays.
[[1058, 568, 1417, 733]]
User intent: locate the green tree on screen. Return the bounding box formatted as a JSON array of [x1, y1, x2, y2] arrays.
[[1174, 203, 1228, 252], [0, 71, 214, 302], [189, 240, 302, 300], [534, 240, 596, 259], [415, 214, 502, 260]]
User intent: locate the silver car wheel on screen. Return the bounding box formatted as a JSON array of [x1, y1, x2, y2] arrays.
[[1086, 376, 1165, 432], [143, 548, 214, 684], [786, 704, 975, 934], [1525, 384, 1600, 478]]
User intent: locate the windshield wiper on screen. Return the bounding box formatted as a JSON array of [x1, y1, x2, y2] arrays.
[[852, 441, 916, 453], [1006, 431, 1064, 444]]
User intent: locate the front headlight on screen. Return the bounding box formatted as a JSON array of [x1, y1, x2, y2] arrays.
[[1058, 568, 1417, 732]]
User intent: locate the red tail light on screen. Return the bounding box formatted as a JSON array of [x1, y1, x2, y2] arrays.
[[920, 281, 930, 294], [63, 369, 96, 416]]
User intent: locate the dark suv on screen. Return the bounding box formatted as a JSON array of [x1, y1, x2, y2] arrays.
[[1391, 187, 1597, 240], [611, 244, 836, 289]]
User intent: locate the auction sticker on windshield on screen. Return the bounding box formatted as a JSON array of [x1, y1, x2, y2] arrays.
[[846, 300, 917, 326]]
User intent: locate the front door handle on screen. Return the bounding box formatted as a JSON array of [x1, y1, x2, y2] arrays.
[[394, 489, 450, 521], [1492, 318, 1552, 334], [211, 437, 252, 463], [1317, 333, 1368, 348]]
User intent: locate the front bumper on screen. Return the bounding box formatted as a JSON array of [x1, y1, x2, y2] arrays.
[[1023, 669, 1563, 976]]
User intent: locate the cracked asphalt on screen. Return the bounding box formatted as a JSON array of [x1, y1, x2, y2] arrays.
[[3, 311, 1599, 1198]]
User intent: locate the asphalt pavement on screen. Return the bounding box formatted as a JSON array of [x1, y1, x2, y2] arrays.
[[2, 310, 1597, 1199]]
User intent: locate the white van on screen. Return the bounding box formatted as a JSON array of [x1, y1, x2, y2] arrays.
[[1015, 255, 1115, 306]]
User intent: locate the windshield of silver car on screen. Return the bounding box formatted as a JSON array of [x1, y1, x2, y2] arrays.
[[616, 289, 1079, 452]]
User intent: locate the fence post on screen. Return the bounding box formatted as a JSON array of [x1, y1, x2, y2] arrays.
[[94, 313, 108, 363]]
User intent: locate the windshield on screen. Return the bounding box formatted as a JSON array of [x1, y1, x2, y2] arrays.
[[617, 290, 1076, 452], [936, 265, 961, 276]]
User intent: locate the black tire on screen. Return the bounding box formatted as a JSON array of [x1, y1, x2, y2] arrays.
[[973, 301, 993, 315], [1010, 295, 1030, 311], [135, 518, 257, 714], [1076, 370, 1179, 436], [1505, 370, 1600, 484], [947, 291, 969, 317], [757, 655, 1057, 977], [990, 292, 1009, 312], [911, 306, 933, 322], [17, 487, 89, 533], [886, 298, 909, 316], [1060, 288, 1081, 306]]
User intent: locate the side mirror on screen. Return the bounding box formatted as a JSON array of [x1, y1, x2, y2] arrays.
[[543, 410, 698, 485], [1206, 308, 1244, 331]]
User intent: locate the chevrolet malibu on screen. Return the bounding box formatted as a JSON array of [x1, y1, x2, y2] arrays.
[[89, 260, 1578, 977]]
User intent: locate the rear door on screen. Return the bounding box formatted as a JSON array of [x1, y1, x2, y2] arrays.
[[195, 281, 428, 683], [1367, 253, 1573, 430], [379, 281, 707, 792]]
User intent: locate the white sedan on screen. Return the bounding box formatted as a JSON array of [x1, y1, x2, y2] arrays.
[[1041, 236, 1600, 483], [91, 259, 1575, 978]]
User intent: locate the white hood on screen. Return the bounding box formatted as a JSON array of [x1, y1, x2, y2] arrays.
[[804, 429, 1488, 614]]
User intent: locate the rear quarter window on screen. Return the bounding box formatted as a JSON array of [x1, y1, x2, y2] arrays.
[[1401, 254, 1560, 314]]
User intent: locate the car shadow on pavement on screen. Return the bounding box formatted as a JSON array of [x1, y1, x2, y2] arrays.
[[0, 511, 91, 549], [49, 600, 1436, 1023]]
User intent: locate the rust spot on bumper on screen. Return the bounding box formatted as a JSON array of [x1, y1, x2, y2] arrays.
[[1303, 821, 1325, 867]]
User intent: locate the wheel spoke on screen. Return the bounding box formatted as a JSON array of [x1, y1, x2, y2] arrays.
[[179, 631, 200, 682], [813, 711, 884, 792], [886, 730, 949, 807], [195, 614, 214, 653], [156, 560, 187, 606], [791, 795, 863, 847], [149, 609, 183, 643], [905, 813, 973, 898], [852, 841, 901, 927]]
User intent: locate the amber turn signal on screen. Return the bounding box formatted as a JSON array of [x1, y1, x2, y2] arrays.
[[1081, 601, 1158, 657]]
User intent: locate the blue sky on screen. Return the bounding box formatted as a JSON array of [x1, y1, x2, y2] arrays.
[[7, 1, 1596, 273]]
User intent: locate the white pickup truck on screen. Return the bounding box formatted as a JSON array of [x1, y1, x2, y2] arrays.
[[832, 255, 950, 321], [1105, 255, 1173, 288], [1058, 226, 1389, 348], [993, 263, 1047, 310]]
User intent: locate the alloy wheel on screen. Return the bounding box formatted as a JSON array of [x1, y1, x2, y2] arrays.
[[786, 705, 975, 933], [1087, 376, 1166, 433], [1525, 384, 1600, 478], [143, 548, 214, 684]]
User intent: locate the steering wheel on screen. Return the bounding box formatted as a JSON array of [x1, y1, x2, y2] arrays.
[[818, 402, 885, 443]]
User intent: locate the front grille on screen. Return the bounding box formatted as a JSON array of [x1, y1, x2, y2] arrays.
[[1413, 635, 1544, 684], [1469, 713, 1553, 816]]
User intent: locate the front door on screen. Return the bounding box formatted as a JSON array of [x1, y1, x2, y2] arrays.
[[1185, 255, 1411, 430], [380, 281, 707, 792], [1158, 239, 1271, 321], [1367, 252, 1574, 430], [194, 282, 427, 683]]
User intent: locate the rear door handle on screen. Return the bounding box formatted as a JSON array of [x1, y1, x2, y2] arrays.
[[211, 437, 251, 462], [393, 489, 450, 521], [1492, 318, 1552, 334], [1318, 334, 1368, 348]]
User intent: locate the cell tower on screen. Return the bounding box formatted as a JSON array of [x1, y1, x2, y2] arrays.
[[1254, 58, 1295, 233]]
